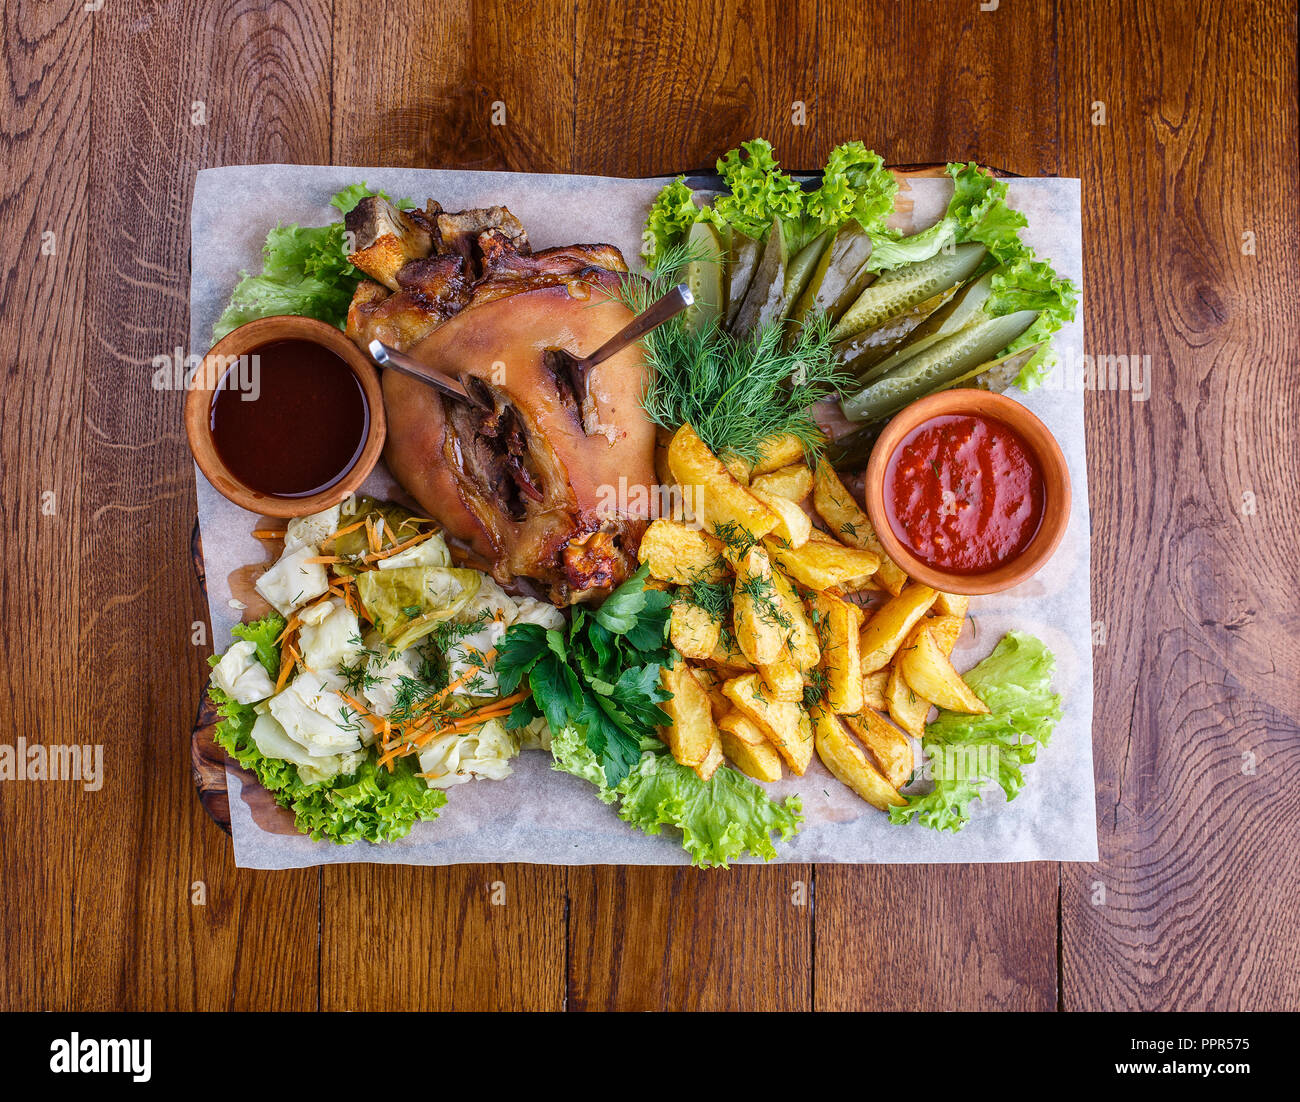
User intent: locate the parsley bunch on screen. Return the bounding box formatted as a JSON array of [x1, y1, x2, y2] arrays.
[[495, 565, 676, 788]]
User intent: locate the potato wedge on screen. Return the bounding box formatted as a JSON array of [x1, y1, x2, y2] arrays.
[[722, 673, 814, 775], [811, 459, 907, 595], [639, 519, 728, 585], [861, 668, 889, 711], [859, 584, 937, 673], [750, 462, 813, 503], [844, 709, 915, 789], [694, 738, 724, 781], [810, 591, 864, 714], [706, 625, 754, 673], [718, 711, 785, 782], [750, 432, 810, 477], [885, 664, 931, 739], [689, 665, 733, 723], [770, 566, 819, 672], [670, 599, 722, 660], [732, 546, 788, 666], [720, 451, 752, 485], [813, 707, 904, 810], [758, 653, 804, 703], [766, 537, 880, 593], [924, 613, 964, 656], [659, 662, 722, 767], [751, 487, 812, 548], [898, 628, 989, 714], [667, 423, 779, 546], [933, 591, 970, 618]]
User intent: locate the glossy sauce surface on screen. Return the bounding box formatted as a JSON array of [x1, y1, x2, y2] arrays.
[[210, 339, 368, 497], [884, 412, 1044, 574]]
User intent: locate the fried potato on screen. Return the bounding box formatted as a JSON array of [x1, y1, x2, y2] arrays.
[[924, 613, 964, 656], [718, 711, 784, 782], [732, 545, 786, 666], [811, 459, 907, 595], [750, 432, 809, 477], [767, 537, 880, 593], [639, 519, 728, 585], [690, 665, 733, 723], [810, 592, 864, 714], [694, 738, 724, 781], [758, 653, 804, 703], [751, 487, 812, 548], [770, 566, 819, 672], [844, 709, 915, 789], [885, 664, 930, 738], [706, 626, 754, 673], [859, 584, 938, 673], [670, 599, 722, 659], [750, 462, 813, 502], [933, 591, 970, 618], [861, 668, 889, 711], [722, 672, 814, 775], [813, 707, 904, 810], [721, 451, 752, 485], [659, 662, 722, 767], [667, 423, 779, 545], [898, 628, 989, 714]]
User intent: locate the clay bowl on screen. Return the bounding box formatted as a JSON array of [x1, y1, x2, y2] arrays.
[[184, 316, 385, 517], [862, 390, 1070, 595]]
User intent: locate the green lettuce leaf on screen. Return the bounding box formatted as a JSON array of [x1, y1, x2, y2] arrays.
[[643, 177, 704, 268], [890, 631, 1063, 832], [984, 257, 1081, 388], [213, 184, 407, 341], [802, 141, 898, 244], [551, 726, 803, 867], [288, 755, 447, 845], [207, 612, 446, 843], [712, 138, 805, 239]]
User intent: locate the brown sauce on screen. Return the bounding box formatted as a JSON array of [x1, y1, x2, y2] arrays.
[[210, 339, 368, 497]]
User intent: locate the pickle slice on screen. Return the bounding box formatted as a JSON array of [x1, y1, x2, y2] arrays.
[[840, 309, 1039, 422], [683, 222, 725, 334], [830, 243, 987, 341], [724, 229, 762, 329]]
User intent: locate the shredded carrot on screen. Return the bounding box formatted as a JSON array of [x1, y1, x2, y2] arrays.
[[301, 555, 343, 565], [404, 650, 500, 715], [365, 515, 380, 554], [320, 518, 367, 548], [251, 529, 285, 541], [363, 529, 434, 563]]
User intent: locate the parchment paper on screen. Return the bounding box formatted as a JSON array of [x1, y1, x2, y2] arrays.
[[189, 165, 1096, 868]]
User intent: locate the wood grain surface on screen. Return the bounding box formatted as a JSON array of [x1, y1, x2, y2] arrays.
[[0, 0, 1295, 1012]]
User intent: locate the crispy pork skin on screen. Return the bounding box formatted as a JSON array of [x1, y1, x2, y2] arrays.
[[381, 273, 655, 603]]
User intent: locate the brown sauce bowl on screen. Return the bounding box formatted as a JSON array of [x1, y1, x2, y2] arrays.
[[184, 316, 386, 517]]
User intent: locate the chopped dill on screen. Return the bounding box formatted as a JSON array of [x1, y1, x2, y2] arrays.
[[629, 245, 851, 463], [679, 580, 732, 622]]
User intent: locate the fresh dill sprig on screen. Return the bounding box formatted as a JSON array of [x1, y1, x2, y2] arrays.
[[679, 579, 732, 622], [629, 249, 852, 463]]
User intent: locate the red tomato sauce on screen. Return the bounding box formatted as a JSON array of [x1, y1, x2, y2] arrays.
[[883, 413, 1044, 574]]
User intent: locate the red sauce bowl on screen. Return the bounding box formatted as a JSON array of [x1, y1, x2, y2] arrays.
[[862, 390, 1071, 595]]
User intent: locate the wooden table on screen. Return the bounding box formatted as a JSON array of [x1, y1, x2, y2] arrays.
[[2, 0, 1296, 1012]]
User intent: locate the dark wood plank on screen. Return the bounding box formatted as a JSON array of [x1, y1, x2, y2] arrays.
[[1058, 0, 1300, 1010], [70, 0, 332, 1010], [567, 866, 813, 1010], [331, 0, 576, 170], [0, 0, 93, 1012], [573, 0, 823, 175], [324, 0, 573, 1012], [321, 865, 565, 1010], [819, 0, 1061, 176], [817, 866, 1058, 1010], [813, 0, 1063, 1010]]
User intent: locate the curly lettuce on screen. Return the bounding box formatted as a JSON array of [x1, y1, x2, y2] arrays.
[[890, 632, 1063, 832], [207, 613, 446, 844], [551, 725, 803, 868], [213, 183, 413, 341]]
